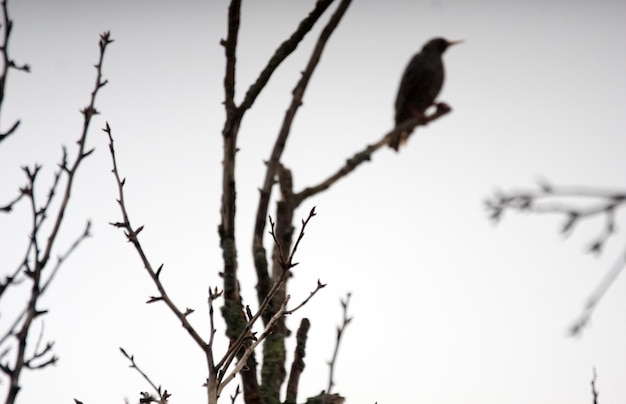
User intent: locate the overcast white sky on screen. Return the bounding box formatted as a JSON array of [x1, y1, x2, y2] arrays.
[[1, 1, 626, 403]]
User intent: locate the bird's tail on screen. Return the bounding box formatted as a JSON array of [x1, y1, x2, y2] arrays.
[[388, 127, 414, 151]]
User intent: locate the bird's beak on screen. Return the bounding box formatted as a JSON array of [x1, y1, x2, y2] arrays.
[[448, 39, 464, 46]]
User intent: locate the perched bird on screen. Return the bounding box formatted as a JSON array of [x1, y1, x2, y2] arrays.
[[390, 37, 462, 151]]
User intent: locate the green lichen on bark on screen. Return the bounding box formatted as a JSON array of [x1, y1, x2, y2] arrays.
[[220, 235, 245, 339], [260, 332, 286, 404]]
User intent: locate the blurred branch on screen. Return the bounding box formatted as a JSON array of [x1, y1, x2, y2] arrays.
[[0, 190, 25, 213], [569, 250, 625, 336], [591, 367, 599, 404], [249, 3, 352, 401], [0, 0, 30, 144], [295, 103, 451, 205], [229, 385, 241, 404], [41, 221, 91, 293], [326, 293, 352, 395], [253, 0, 341, 322], [0, 31, 110, 404], [485, 181, 626, 335], [220, 1, 344, 403], [285, 280, 326, 315], [239, 0, 334, 113], [285, 318, 310, 404]]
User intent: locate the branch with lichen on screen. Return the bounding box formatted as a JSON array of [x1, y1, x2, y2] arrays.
[[485, 181, 626, 335], [218, 0, 345, 402], [106, 120, 322, 403], [242, 3, 353, 402], [215, 209, 322, 394]]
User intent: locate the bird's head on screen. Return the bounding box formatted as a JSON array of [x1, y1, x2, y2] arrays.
[[423, 37, 463, 54]]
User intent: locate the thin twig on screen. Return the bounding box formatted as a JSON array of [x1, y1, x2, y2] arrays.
[[569, 250, 625, 336], [0, 190, 25, 212], [120, 347, 171, 404], [218, 296, 290, 396], [486, 181, 626, 335], [41, 221, 91, 293], [591, 367, 599, 404], [285, 279, 326, 315], [229, 385, 241, 404], [104, 123, 209, 353], [1, 31, 111, 404], [216, 209, 318, 374], [0, 0, 29, 144], [326, 293, 352, 394], [207, 286, 223, 371]]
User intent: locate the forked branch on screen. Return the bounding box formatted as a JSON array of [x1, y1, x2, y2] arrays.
[[485, 181, 626, 335], [0, 30, 110, 404]]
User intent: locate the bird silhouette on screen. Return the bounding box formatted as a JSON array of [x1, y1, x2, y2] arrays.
[[390, 37, 462, 151]]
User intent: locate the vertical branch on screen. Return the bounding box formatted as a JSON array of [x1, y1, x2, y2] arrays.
[[285, 318, 310, 404], [251, 0, 335, 329], [218, 1, 339, 402], [254, 2, 353, 403], [218, 0, 243, 337], [218, 0, 242, 349], [252, 0, 352, 311], [326, 293, 352, 395], [591, 368, 599, 404], [260, 164, 295, 404], [218, 2, 262, 403]]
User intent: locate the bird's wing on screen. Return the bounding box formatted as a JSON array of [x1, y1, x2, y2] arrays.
[[394, 52, 443, 124]]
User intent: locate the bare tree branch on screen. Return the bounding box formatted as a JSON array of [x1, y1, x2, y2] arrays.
[[569, 250, 625, 336], [485, 181, 626, 335], [326, 293, 352, 395], [0, 190, 25, 213], [1, 30, 111, 404], [285, 318, 310, 404], [105, 123, 209, 353], [239, 0, 334, 113], [120, 347, 171, 404], [245, 3, 353, 401], [215, 208, 318, 377], [217, 1, 262, 401], [591, 367, 599, 404], [295, 103, 452, 205], [0, 0, 29, 144], [285, 280, 326, 316], [253, 0, 351, 314]]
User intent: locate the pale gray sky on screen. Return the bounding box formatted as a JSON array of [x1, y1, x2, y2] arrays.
[[1, 1, 626, 403]]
